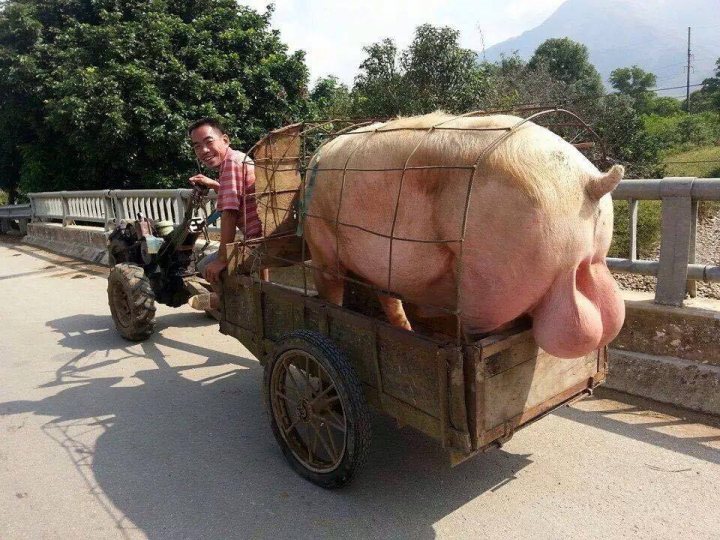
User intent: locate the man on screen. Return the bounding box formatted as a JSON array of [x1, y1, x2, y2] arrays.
[[186, 117, 264, 310]]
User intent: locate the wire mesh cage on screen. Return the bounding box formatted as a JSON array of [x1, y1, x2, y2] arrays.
[[228, 107, 611, 344]]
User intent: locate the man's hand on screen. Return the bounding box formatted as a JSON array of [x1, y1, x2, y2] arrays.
[[189, 174, 219, 191], [204, 258, 228, 284]]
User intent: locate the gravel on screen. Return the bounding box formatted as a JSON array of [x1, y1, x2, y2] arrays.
[[612, 209, 720, 300]]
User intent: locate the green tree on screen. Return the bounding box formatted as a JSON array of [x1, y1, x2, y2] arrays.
[[647, 96, 682, 116], [399, 24, 484, 114], [609, 65, 657, 113], [594, 94, 664, 178], [528, 38, 604, 98], [352, 38, 403, 117], [693, 57, 720, 112], [481, 53, 569, 110], [351, 25, 486, 117], [0, 0, 309, 199], [308, 75, 352, 119]]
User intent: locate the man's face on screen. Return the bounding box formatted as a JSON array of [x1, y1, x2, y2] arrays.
[[190, 124, 230, 169]]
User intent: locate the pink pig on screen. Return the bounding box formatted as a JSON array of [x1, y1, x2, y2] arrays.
[[304, 113, 625, 358]]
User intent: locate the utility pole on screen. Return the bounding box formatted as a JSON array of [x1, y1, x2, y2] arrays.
[[686, 26, 692, 112]]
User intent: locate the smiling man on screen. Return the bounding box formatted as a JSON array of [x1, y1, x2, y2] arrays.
[[187, 118, 264, 308]]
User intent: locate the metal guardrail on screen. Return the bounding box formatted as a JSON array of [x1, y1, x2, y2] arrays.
[[10, 177, 720, 307], [0, 203, 31, 234], [27, 189, 220, 232], [608, 177, 720, 306], [0, 203, 31, 219]]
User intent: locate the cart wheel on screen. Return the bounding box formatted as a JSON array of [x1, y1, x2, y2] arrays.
[[107, 263, 156, 341], [264, 330, 371, 489]]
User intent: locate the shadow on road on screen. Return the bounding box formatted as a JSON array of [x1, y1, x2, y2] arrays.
[[558, 389, 720, 466], [0, 312, 532, 539]]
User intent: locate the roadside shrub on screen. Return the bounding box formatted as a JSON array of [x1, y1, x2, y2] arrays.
[[609, 199, 662, 259], [644, 112, 720, 151]]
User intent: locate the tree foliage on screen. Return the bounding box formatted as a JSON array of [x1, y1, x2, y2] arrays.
[[350, 25, 486, 117], [594, 94, 663, 178], [690, 57, 720, 113], [308, 75, 352, 119], [0, 0, 309, 200], [528, 37, 604, 98], [609, 65, 657, 114]]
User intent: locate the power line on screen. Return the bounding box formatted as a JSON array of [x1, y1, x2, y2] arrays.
[[665, 159, 720, 165]]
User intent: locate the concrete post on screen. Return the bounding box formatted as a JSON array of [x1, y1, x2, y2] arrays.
[[654, 177, 695, 307], [687, 200, 698, 298], [628, 198, 638, 261], [61, 192, 70, 227]]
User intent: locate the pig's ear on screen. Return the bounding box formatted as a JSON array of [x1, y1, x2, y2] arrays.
[[586, 164, 624, 200]]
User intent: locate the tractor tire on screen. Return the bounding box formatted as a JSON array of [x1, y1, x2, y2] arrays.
[[107, 263, 156, 341]]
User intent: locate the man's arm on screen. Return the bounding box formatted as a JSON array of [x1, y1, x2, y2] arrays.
[[219, 209, 238, 247], [189, 174, 220, 192], [204, 209, 238, 283]]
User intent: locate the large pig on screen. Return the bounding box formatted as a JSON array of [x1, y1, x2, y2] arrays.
[[303, 113, 625, 358]]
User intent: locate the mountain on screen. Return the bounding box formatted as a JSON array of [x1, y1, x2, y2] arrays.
[[483, 0, 720, 94]]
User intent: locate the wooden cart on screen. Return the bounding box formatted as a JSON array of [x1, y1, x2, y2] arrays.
[[218, 268, 606, 488], [215, 117, 607, 488]]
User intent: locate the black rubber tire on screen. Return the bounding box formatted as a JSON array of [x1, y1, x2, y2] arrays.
[[264, 330, 372, 489], [107, 263, 156, 341]]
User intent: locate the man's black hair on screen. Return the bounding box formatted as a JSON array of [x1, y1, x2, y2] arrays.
[[188, 117, 227, 137]]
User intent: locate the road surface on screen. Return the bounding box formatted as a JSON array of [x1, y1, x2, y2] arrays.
[[1, 238, 719, 539]]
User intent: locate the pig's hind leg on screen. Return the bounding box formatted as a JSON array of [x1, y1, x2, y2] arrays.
[[377, 294, 413, 331]]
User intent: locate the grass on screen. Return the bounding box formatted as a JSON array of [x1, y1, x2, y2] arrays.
[[610, 145, 720, 258], [664, 145, 720, 178], [664, 145, 720, 221]]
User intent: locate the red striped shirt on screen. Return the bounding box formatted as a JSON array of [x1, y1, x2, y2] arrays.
[[217, 148, 263, 239]]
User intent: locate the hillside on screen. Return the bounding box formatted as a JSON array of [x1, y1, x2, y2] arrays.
[[483, 0, 720, 92]]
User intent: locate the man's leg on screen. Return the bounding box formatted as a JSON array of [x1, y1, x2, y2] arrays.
[[189, 251, 220, 310], [196, 250, 218, 280]]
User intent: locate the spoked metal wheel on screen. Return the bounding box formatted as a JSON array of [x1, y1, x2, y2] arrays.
[[264, 330, 371, 488]]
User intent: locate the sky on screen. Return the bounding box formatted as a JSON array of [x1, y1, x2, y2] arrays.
[[241, 0, 566, 86]]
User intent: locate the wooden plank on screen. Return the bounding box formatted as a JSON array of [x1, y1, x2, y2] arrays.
[[326, 304, 378, 387], [379, 392, 470, 452], [483, 335, 540, 378], [376, 324, 444, 418], [483, 350, 598, 432], [477, 380, 594, 448], [446, 347, 469, 436]]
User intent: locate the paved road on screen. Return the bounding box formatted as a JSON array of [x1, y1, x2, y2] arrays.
[[1, 238, 720, 540]]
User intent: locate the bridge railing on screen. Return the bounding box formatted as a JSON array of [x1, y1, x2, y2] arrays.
[[0, 202, 32, 234], [608, 177, 720, 306], [27, 189, 220, 232], [7, 178, 720, 307]]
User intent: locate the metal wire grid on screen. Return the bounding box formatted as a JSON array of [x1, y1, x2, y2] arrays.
[[234, 107, 607, 343]]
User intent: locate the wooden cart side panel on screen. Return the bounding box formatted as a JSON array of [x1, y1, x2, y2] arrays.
[[446, 348, 469, 438], [325, 303, 379, 389], [263, 284, 306, 341], [476, 337, 599, 445], [477, 379, 594, 448], [375, 324, 444, 418], [221, 278, 471, 452]]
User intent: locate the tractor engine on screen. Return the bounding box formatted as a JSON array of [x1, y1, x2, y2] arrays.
[[107, 214, 204, 307]]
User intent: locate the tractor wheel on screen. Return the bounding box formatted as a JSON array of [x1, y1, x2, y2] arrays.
[[107, 263, 156, 341]]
